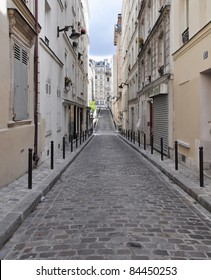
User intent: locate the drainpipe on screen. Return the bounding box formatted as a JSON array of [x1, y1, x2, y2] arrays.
[[33, 0, 39, 165]]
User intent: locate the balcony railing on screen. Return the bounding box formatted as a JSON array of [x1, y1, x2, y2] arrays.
[[182, 27, 189, 44]]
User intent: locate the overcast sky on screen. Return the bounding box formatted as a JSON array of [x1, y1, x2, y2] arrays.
[[88, 0, 122, 60]]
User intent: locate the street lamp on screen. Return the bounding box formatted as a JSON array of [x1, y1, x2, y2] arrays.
[[118, 82, 129, 89], [57, 25, 86, 40]]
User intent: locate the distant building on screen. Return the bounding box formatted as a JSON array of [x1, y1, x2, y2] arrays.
[[94, 60, 112, 109]]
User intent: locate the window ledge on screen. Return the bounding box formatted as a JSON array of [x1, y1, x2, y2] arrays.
[[8, 119, 32, 128], [178, 140, 190, 149]]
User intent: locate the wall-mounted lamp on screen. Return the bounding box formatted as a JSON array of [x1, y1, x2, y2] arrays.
[[57, 25, 86, 40], [118, 82, 129, 89]]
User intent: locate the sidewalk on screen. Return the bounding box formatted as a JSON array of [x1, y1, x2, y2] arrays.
[[0, 134, 94, 250], [118, 134, 211, 214]]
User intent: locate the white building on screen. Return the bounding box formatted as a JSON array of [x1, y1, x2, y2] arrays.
[[118, 0, 140, 131], [0, 0, 89, 188], [38, 0, 89, 161]]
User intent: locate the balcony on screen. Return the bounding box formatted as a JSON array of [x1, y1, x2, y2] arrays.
[[182, 28, 189, 44]]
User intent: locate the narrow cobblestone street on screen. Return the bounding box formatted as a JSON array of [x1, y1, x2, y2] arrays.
[[1, 110, 211, 260]]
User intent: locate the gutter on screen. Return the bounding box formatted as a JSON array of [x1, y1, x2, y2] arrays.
[[33, 0, 39, 165]]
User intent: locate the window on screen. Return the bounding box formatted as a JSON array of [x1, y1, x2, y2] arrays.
[[158, 32, 165, 73], [45, 0, 51, 42], [45, 83, 52, 134], [57, 89, 62, 131], [181, 0, 189, 44], [13, 42, 29, 121]]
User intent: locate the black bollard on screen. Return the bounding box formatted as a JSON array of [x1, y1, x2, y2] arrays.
[[175, 141, 178, 170], [80, 132, 82, 145], [28, 148, 33, 189], [151, 135, 153, 154], [131, 131, 133, 142], [144, 134, 146, 150], [76, 134, 78, 148], [133, 132, 135, 144], [63, 137, 65, 159], [161, 138, 164, 161], [199, 146, 204, 187], [71, 135, 73, 152], [51, 141, 54, 170], [83, 131, 84, 142], [85, 130, 87, 140], [138, 131, 140, 147]]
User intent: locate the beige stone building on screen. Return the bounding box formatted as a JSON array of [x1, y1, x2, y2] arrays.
[[0, 0, 41, 187], [173, 0, 211, 170]]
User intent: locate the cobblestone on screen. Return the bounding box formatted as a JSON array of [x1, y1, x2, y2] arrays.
[[0, 109, 211, 259]]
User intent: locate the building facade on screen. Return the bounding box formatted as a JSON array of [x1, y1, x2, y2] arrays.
[[173, 0, 211, 170], [122, 0, 140, 132], [0, 0, 89, 188], [39, 0, 89, 162], [0, 0, 40, 187], [94, 59, 112, 109], [137, 0, 174, 155], [113, 14, 122, 128]]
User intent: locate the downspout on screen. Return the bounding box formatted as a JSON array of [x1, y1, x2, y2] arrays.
[[33, 0, 39, 165]]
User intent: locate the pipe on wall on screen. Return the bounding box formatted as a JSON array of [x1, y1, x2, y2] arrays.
[[33, 0, 39, 165]]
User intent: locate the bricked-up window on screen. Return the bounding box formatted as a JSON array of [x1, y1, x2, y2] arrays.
[[13, 42, 29, 121]]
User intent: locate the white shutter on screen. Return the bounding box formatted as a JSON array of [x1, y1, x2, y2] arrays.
[[13, 43, 28, 121], [45, 83, 52, 134]]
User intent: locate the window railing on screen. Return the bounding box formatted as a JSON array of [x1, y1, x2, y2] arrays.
[[182, 27, 189, 44]]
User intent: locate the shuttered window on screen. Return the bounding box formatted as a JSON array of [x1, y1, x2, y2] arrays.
[[13, 43, 29, 121], [57, 89, 62, 131], [45, 83, 52, 134]]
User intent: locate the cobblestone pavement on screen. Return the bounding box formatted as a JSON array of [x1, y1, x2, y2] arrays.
[[1, 110, 211, 260]]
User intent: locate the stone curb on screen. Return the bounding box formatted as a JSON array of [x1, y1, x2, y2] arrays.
[[0, 135, 94, 250], [119, 135, 211, 214]]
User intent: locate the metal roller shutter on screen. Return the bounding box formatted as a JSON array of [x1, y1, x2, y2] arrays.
[[153, 95, 168, 155]]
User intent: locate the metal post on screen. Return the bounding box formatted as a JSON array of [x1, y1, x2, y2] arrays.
[[51, 141, 54, 170], [76, 134, 78, 148], [131, 130, 133, 142], [28, 148, 33, 189], [128, 130, 130, 140], [71, 135, 73, 152], [80, 132, 82, 145], [175, 141, 178, 170], [69, 133, 71, 143], [85, 130, 87, 140], [151, 135, 153, 154], [199, 146, 204, 187], [63, 137, 65, 159], [133, 131, 135, 144], [144, 134, 146, 150], [161, 138, 164, 161], [83, 131, 84, 142], [138, 131, 140, 147]]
